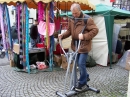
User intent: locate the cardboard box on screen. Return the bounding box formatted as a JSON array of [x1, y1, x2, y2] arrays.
[[53, 55, 62, 66], [125, 57, 130, 70], [61, 54, 73, 72], [13, 43, 20, 54], [125, 50, 130, 70], [10, 60, 15, 67]]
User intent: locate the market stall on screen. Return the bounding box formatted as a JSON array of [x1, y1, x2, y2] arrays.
[[0, 0, 95, 73]]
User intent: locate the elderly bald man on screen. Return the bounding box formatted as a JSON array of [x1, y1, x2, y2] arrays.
[[58, 3, 99, 92]]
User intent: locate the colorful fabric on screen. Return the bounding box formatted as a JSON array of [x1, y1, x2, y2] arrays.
[[22, 3, 26, 67], [4, 3, 13, 50], [19, 3, 23, 65], [17, 3, 20, 42], [49, 2, 55, 71], [38, 1, 45, 22], [2, 3, 13, 59], [3, 4, 9, 59], [0, 4, 6, 50], [38, 1, 45, 44], [25, 3, 30, 73], [45, 3, 50, 49], [38, 20, 55, 36]]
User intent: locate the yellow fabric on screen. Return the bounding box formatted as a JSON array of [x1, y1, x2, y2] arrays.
[[45, 3, 50, 49]]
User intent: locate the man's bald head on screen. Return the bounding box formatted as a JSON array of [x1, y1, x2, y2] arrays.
[[70, 3, 81, 11], [70, 3, 81, 18]]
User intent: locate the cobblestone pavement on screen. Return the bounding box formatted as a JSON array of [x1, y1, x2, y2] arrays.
[[0, 62, 129, 97], [0, 57, 9, 66]]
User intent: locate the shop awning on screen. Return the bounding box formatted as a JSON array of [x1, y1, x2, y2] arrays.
[[0, 0, 95, 10], [0, 0, 52, 9], [54, 0, 95, 11]]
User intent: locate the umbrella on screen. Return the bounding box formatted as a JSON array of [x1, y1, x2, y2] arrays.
[[54, 0, 95, 11]]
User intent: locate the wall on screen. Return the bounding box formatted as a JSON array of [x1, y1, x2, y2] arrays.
[[89, 0, 112, 6]]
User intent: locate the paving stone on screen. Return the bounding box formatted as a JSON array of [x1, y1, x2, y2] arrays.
[[0, 63, 129, 97]]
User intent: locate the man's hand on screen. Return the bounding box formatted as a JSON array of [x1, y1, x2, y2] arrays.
[[58, 34, 63, 40], [79, 33, 83, 40]]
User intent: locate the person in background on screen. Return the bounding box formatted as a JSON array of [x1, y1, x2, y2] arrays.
[[112, 35, 122, 63], [30, 20, 40, 48], [58, 3, 98, 92], [11, 22, 18, 43]]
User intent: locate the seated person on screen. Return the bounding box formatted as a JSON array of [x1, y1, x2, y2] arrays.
[[30, 20, 41, 48]]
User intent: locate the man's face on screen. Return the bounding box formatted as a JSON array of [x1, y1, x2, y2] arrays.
[[71, 8, 81, 18], [34, 21, 38, 25]]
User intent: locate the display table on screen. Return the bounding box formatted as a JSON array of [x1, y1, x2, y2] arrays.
[[29, 48, 45, 54], [13, 44, 46, 69], [29, 48, 46, 65]]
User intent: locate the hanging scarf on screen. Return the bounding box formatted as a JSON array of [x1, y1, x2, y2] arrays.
[[0, 4, 6, 50], [19, 4, 23, 66], [22, 3, 26, 67], [17, 2, 20, 42], [25, 3, 30, 73], [38, 1, 45, 22], [3, 3, 13, 60], [2, 4, 9, 59], [49, 2, 55, 71], [38, 1, 45, 42], [45, 3, 50, 49], [4, 3, 13, 50]]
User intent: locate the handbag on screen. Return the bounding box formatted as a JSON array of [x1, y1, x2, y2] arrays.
[[38, 17, 55, 36], [86, 55, 97, 67]]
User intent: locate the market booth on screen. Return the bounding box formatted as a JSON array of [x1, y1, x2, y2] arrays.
[[60, 4, 130, 68], [0, 0, 95, 73]]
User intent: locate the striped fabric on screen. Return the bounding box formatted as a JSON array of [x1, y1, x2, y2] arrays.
[[49, 2, 55, 71], [3, 3, 9, 59], [25, 3, 30, 73], [22, 3, 26, 67], [19, 4, 23, 65], [0, 4, 6, 50]]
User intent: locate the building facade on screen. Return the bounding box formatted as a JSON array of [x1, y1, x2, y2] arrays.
[[112, 0, 130, 11]]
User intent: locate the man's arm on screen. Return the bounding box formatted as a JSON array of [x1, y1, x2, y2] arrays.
[[61, 19, 71, 39], [83, 18, 98, 40]]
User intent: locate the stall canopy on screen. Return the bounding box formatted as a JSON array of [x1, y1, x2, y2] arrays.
[[0, 0, 52, 9], [54, 0, 95, 11], [60, 4, 130, 68], [0, 0, 95, 10]]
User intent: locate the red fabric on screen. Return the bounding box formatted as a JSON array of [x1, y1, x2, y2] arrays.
[[53, 43, 68, 55], [36, 43, 68, 56], [110, 0, 115, 2], [54, 17, 60, 31], [61, 17, 68, 30]]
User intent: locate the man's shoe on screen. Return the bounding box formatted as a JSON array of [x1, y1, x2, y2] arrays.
[[87, 77, 90, 81], [75, 83, 89, 92]]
